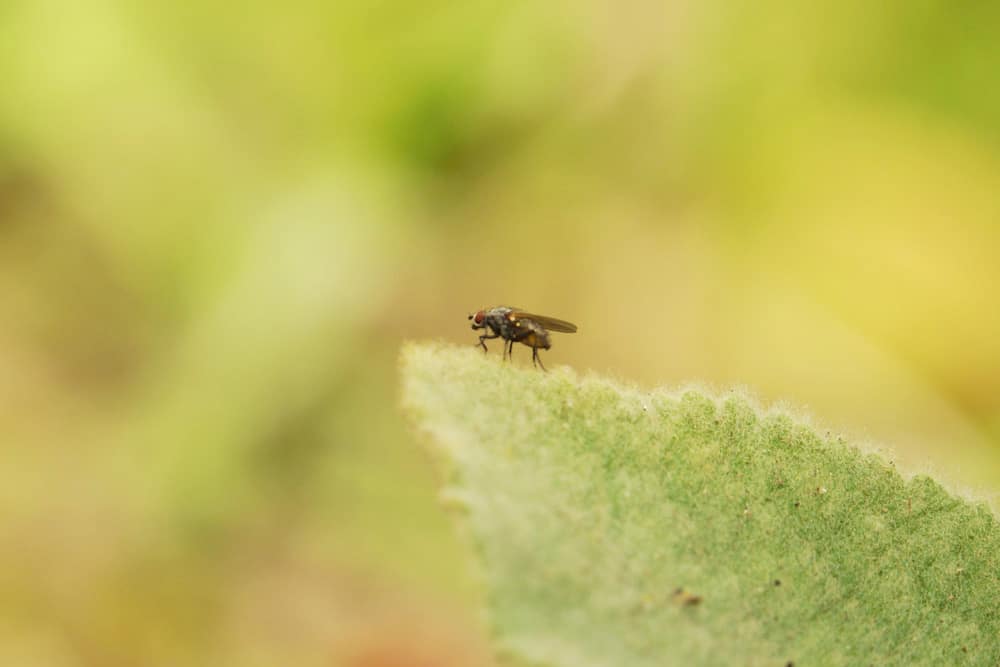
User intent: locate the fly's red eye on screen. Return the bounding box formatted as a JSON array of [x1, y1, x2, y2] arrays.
[[474, 311, 485, 324]]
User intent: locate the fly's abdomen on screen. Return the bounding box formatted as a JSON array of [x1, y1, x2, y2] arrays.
[[515, 322, 551, 349], [524, 332, 550, 349]]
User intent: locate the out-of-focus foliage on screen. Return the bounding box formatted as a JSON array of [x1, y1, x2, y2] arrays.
[[1, 1, 999, 665]]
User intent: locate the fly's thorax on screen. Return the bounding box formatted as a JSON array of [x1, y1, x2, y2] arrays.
[[485, 307, 513, 337]]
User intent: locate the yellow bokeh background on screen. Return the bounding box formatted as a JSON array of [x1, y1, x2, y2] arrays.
[[2, 2, 999, 665]]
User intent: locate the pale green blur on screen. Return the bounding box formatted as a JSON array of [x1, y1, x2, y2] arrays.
[[1, 1, 999, 665]]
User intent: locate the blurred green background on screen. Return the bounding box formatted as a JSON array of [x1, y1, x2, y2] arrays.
[[2, 1, 1000, 665]]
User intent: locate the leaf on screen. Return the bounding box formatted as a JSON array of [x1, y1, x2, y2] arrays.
[[402, 342, 1000, 667]]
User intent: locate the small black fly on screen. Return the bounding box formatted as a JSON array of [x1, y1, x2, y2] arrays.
[[468, 306, 577, 371]]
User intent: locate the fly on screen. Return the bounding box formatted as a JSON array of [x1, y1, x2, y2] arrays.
[[468, 305, 577, 371]]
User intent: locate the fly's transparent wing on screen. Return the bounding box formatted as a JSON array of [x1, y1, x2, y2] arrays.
[[509, 312, 577, 333]]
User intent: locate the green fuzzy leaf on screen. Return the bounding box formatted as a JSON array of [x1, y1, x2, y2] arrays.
[[402, 343, 1000, 667]]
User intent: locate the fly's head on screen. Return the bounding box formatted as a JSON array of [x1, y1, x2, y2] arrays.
[[468, 309, 486, 330]]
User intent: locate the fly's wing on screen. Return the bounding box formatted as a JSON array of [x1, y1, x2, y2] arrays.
[[509, 311, 578, 333]]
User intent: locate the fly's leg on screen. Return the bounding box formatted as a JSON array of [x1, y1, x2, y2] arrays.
[[478, 331, 499, 353], [505, 339, 514, 361], [532, 346, 547, 372]]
